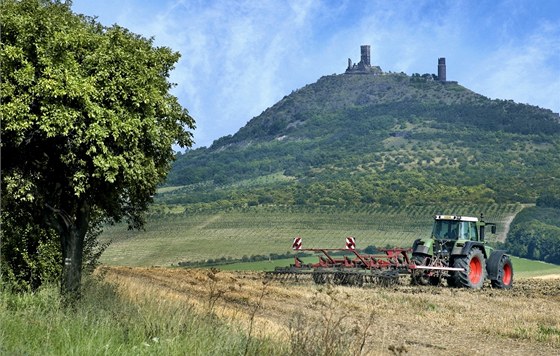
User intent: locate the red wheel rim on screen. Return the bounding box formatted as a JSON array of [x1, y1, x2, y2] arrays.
[[502, 262, 512, 285], [469, 257, 482, 284]]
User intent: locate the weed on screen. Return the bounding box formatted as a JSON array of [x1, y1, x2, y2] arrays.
[[244, 280, 270, 356]]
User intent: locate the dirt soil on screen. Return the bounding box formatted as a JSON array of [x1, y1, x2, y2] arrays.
[[100, 266, 560, 356]]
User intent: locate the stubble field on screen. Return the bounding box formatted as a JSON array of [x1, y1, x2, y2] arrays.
[[101, 266, 560, 356]]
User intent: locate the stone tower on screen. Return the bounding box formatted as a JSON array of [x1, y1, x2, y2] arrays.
[[438, 57, 446, 82], [345, 45, 381, 74], [361, 45, 371, 66]]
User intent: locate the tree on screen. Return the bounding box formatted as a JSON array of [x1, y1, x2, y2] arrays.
[[1, 0, 195, 299]]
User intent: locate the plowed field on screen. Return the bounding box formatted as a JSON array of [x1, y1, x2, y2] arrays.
[[100, 266, 560, 355]]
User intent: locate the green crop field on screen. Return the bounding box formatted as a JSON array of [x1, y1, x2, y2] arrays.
[[99, 204, 524, 267]]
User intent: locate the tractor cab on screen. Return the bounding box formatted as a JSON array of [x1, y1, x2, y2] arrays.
[[432, 215, 479, 241]]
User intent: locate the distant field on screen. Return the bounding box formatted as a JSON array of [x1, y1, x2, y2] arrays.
[[99, 204, 524, 267]]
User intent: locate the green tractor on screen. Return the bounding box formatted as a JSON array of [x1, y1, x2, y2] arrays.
[[411, 214, 513, 289]]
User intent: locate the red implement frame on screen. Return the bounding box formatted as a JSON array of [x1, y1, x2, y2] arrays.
[[292, 247, 414, 271]]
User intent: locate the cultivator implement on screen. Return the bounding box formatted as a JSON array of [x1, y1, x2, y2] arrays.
[[265, 236, 466, 287], [266, 237, 411, 286]]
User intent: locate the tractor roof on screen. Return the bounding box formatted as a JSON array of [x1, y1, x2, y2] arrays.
[[434, 215, 479, 222]]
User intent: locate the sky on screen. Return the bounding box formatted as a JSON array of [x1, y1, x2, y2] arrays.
[[72, 0, 560, 149]]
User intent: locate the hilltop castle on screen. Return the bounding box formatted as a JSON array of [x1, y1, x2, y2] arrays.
[[345, 45, 382, 75], [345, 45, 448, 82]]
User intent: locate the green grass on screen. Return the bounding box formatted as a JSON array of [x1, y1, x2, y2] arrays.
[[0, 278, 282, 356], [511, 256, 560, 277], [99, 204, 523, 267]]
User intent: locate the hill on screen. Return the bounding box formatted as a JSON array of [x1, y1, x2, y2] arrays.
[[163, 71, 560, 209]]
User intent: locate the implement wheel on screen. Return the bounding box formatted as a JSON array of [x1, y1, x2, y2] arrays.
[[452, 248, 486, 289], [312, 271, 328, 285], [411, 255, 431, 286], [491, 255, 514, 289]]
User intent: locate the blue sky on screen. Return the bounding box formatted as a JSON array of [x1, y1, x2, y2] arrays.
[[72, 0, 560, 148]]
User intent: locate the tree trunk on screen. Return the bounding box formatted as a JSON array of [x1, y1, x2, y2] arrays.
[[54, 200, 91, 301]]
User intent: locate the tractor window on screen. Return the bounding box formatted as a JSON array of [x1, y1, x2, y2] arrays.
[[458, 221, 478, 240], [432, 220, 460, 240], [469, 222, 477, 240], [459, 222, 470, 240]]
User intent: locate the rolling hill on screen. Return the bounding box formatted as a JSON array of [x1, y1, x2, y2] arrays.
[[162, 71, 560, 209]]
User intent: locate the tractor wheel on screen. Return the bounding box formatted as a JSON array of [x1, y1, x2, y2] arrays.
[[491, 255, 514, 289], [411, 255, 431, 286], [452, 248, 487, 289]]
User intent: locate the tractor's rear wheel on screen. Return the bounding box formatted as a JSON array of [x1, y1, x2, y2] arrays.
[[491, 255, 514, 289], [452, 248, 486, 289]]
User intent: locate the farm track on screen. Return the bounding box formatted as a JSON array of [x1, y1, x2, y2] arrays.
[[100, 266, 560, 356]]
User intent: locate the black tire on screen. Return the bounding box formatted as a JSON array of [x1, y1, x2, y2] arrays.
[[411, 255, 431, 286], [446, 276, 457, 287], [490, 255, 514, 289], [452, 248, 487, 289], [429, 276, 442, 286]]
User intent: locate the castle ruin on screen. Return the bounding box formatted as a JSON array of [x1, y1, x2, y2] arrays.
[[345, 45, 382, 75], [345, 45, 450, 82]]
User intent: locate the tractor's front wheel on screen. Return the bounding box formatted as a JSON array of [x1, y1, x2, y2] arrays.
[[490, 255, 514, 289], [452, 248, 486, 289]]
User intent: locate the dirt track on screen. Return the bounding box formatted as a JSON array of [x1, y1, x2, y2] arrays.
[[101, 266, 560, 355]]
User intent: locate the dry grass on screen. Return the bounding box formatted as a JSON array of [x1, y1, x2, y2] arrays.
[[99, 266, 560, 356]]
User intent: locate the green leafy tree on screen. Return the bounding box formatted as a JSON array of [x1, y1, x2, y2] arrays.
[[1, 0, 195, 298]]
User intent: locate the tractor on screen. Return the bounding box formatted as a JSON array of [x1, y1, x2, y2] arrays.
[[411, 214, 513, 289]]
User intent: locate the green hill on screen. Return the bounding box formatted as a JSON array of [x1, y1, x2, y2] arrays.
[[163, 72, 560, 210]]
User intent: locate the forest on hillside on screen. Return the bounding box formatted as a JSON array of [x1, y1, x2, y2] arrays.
[[503, 197, 560, 264], [162, 102, 560, 208]]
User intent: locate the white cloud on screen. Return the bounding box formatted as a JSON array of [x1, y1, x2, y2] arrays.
[[463, 20, 560, 111], [72, 0, 560, 148]]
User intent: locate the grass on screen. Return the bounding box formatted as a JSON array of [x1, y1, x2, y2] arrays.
[[100, 266, 560, 355], [2, 263, 558, 356], [99, 204, 523, 267], [0, 277, 283, 356], [510, 256, 560, 277]]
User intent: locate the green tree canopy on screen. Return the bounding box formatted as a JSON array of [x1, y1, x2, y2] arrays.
[[1, 0, 195, 297]]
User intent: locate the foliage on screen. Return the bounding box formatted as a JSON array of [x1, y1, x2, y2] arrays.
[[536, 190, 560, 209], [0, 208, 60, 292], [506, 206, 560, 264], [0, 0, 194, 295]]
